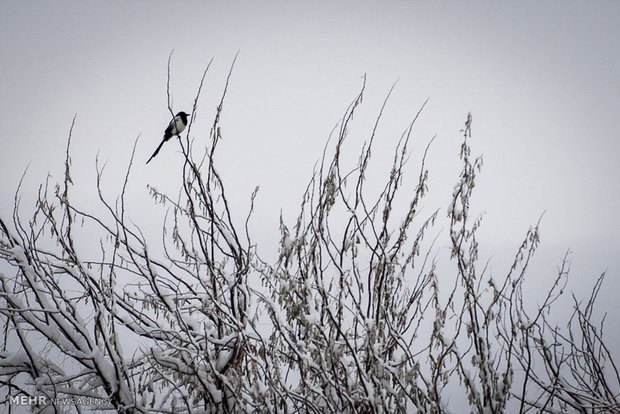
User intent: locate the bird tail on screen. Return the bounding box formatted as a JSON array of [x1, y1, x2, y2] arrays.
[[146, 139, 166, 164]]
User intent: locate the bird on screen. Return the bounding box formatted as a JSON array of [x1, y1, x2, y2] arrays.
[[146, 111, 190, 164]]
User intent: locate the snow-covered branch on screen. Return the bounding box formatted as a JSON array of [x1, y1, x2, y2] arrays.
[[1, 66, 617, 413]]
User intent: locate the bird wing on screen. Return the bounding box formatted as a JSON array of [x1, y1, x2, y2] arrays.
[[163, 118, 176, 141]]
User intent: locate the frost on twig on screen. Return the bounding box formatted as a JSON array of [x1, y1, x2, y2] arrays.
[[1, 68, 617, 413]]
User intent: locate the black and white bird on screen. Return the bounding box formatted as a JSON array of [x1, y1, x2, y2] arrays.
[[146, 111, 190, 164]]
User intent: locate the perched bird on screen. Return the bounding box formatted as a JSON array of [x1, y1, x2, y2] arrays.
[[146, 111, 190, 164]]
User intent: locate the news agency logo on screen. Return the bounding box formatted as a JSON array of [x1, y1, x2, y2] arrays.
[[9, 395, 112, 407], [8, 395, 47, 406]]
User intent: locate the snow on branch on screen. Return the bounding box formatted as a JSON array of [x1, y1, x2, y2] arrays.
[[1, 63, 617, 413]]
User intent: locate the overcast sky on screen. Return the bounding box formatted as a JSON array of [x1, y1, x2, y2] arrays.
[[1, 1, 619, 330]]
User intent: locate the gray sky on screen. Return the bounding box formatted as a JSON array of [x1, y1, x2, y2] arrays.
[[1, 1, 619, 328]]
